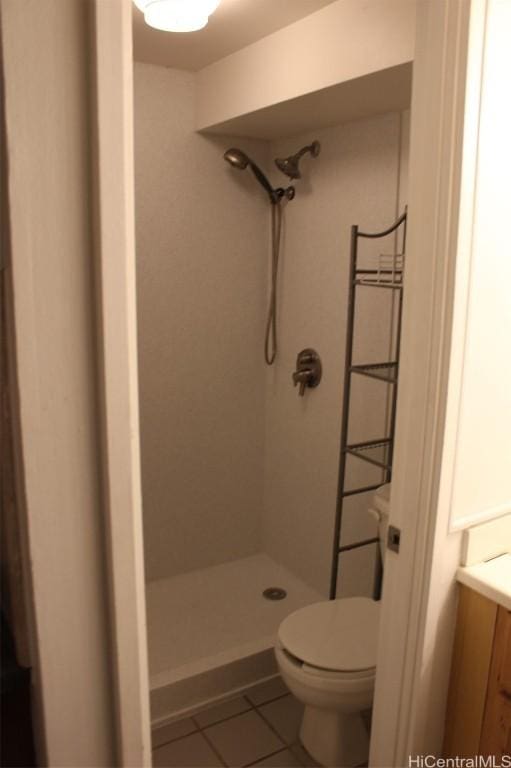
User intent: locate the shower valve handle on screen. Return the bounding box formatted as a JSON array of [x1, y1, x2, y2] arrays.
[[292, 349, 322, 397], [293, 369, 313, 397]]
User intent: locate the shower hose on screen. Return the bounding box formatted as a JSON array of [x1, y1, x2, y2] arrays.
[[264, 200, 282, 365]]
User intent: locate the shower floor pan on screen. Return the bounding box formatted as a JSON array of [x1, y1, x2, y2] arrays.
[[146, 553, 322, 725]]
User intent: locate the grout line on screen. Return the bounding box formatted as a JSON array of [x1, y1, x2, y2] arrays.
[[151, 709, 317, 767], [152, 685, 297, 762], [288, 741, 309, 768], [290, 740, 319, 768], [194, 702, 253, 730], [151, 722, 199, 751], [252, 706, 289, 747], [194, 716, 229, 768], [199, 700, 286, 768], [152, 701, 252, 750], [243, 694, 289, 748], [243, 691, 290, 709], [243, 746, 293, 768]]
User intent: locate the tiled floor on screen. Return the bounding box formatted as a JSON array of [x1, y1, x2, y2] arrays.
[[152, 676, 319, 768]]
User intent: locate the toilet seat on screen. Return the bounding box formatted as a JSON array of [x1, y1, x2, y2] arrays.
[[278, 597, 379, 673], [278, 644, 375, 682], [301, 660, 375, 680]]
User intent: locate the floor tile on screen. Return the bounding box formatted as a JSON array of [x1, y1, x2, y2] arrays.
[[194, 696, 251, 728], [289, 742, 319, 768], [152, 717, 197, 748], [205, 709, 283, 766], [259, 695, 303, 745], [251, 747, 302, 766], [245, 677, 289, 706], [152, 732, 223, 767]]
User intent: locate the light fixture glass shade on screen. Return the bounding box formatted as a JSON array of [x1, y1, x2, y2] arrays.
[[133, 0, 221, 32]]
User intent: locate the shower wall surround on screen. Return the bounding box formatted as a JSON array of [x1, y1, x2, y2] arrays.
[[134, 63, 268, 580], [134, 60, 409, 594], [265, 113, 409, 595]]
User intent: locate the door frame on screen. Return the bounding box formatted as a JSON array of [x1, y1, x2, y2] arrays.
[[2, 0, 152, 762], [90, 0, 151, 764], [371, 0, 488, 763], [75, 0, 484, 763]]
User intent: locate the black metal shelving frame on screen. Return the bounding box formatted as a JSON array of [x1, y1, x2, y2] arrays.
[[329, 210, 407, 600]]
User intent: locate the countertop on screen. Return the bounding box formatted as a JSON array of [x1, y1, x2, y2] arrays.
[[457, 552, 511, 611]]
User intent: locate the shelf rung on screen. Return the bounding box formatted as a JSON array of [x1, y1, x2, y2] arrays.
[[341, 482, 387, 498], [354, 279, 403, 290], [350, 362, 398, 383], [354, 268, 403, 276], [345, 438, 392, 471], [346, 437, 391, 449], [339, 537, 379, 553]]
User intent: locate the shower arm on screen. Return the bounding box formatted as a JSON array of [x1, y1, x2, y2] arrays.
[[295, 144, 317, 163]]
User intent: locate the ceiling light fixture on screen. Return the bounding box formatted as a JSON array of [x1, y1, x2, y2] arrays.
[[133, 0, 222, 33]]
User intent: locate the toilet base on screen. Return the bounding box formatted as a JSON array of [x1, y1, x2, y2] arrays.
[[300, 704, 369, 767]]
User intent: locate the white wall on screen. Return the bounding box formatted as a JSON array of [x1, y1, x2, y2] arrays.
[[1, 0, 117, 763], [444, 0, 511, 530], [263, 112, 409, 596], [134, 63, 269, 581]]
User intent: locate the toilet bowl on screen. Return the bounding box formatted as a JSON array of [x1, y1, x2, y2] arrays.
[[276, 597, 378, 766], [274, 484, 390, 767]]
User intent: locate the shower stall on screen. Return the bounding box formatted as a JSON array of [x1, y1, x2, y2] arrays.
[[133, 62, 410, 724]]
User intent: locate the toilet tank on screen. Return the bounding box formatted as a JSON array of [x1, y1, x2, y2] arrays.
[[368, 484, 391, 563]]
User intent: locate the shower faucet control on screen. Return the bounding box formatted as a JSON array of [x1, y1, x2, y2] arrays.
[[292, 349, 322, 397]]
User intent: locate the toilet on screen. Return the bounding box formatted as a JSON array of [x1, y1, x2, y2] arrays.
[[274, 484, 391, 767]]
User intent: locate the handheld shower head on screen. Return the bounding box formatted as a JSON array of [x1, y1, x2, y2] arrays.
[[224, 147, 282, 204], [222, 146, 296, 368], [275, 140, 321, 180], [223, 147, 249, 170]]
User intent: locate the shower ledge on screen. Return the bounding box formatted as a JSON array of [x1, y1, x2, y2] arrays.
[[150, 635, 275, 692], [151, 638, 277, 726]]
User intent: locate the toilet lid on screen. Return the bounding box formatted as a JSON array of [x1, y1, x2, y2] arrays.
[[278, 598, 380, 672]]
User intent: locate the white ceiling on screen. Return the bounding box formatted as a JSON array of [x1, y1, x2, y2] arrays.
[[132, 0, 337, 72]]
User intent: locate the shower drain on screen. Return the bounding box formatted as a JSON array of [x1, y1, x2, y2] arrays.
[[263, 587, 287, 601]]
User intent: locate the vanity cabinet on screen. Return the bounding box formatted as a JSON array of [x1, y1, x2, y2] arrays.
[[480, 604, 511, 757], [444, 585, 511, 758]]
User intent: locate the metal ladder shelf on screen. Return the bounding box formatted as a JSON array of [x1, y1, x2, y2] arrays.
[[329, 210, 407, 600]]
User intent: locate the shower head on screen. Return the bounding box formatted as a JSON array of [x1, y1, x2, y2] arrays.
[[275, 140, 321, 180], [224, 147, 249, 170], [224, 146, 280, 204]]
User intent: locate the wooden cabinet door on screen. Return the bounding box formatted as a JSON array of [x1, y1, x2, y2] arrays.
[[443, 587, 498, 757], [499, 610, 511, 698], [480, 607, 511, 758]]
